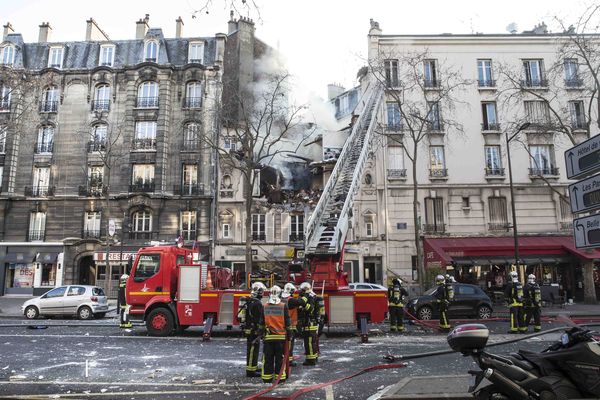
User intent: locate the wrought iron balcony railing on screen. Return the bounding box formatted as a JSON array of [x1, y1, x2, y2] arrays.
[[87, 140, 106, 152], [429, 168, 448, 177], [482, 122, 501, 131], [35, 142, 53, 153], [423, 223, 445, 234], [91, 100, 110, 111], [184, 97, 202, 108], [129, 181, 155, 193], [82, 229, 101, 239], [529, 167, 559, 176], [387, 169, 407, 179], [39, 101, 58, 113], [128, 231, 159, 240], [28, 230, 45, 241], [488, 223, 510, 231], [182, 140, 200, 151], [289, 233, 305, 242], [521, 78, 548, 88], [571, 120, 589, 130], [565, 78, 583, 88], [252, 233, 266, 241], [0, 100, 10, 111], [25, 186, 55, 197], [560, 221, 573, 230], [78, 185, 106, 197], [135, 96, 159, 108], [478, 79, 496, 88], [424, 79, 440, 88], [173, 184, 204, 196], [132, 138, 157, 150], [189, 59, 203, 64], [385, 124, 403, 133], [485, 167, 505, 176]]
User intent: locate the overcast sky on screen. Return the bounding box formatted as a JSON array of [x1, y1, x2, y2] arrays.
[[2, 0, 594, 101]]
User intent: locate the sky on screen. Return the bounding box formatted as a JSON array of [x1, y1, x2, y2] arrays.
[[1, 0, 595, 101]]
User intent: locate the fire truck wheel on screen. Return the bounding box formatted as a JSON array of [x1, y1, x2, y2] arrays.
[[146, 308, 174, 336]]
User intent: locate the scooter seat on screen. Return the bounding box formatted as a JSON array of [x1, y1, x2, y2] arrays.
[[508, 353, 536, 371]]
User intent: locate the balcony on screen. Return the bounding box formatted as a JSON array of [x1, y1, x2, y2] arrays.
[[485, 167, 505, 177], [87, 140, 106, 153], [184, 97, 202, 109], [132, 138, 157, 150], [0, 100, 9, 111], [565, 78, 583, 88], [78, 185, 106, 197], [91, 100, 110, 112], [25, 186, 54, 197], [39, 101, 58, 113], [387, 169, 407, 180], [35, 142, 53, 154], [48, 64, 61, 69], [429, 168, 448, 178], [129, 231, 158, 240], [520, 78, 548, 88], [173, 184, 204, 196], [571, 120, 589, 131], [289, 233, 305, 242], [252, 233, 266, 241], [136, 96, 159, 108], [385, 124, 403, 133], [100, 62, 113, 67], [28, 230, 45, 241], [82, 229, 101, 239], [478, 79, 496, 88], [129, 181, 155, 193], [529, 167, 559, 177], [560, 221, 573, 230], [481, 122, 501, 132], [182, 139, 200, 151], [144, 58, 157, 63], [424, 79, 440, 89], [189, 59, 203, 64], [488, 223, 509, 231], [423, 223, 445, 234]]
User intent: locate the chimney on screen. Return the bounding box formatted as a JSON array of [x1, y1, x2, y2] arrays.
[[327, 84, 345, 100], [228, 10, 237, 34], [3, 22, 14, 40], [136, 14, 149, 39], [85, 18, 110, 41], [38, 22, 52, 43], [175, 17, 184, 38], [215, 33, 227, 68]]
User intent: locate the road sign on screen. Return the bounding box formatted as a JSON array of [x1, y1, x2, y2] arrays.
[[568, 173, 600, 213], [565, 135, 600, 180], [108, 219, 116, 237], [573, 214, 600, 249]]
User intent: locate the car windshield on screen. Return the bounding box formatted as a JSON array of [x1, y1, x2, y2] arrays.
[[92, 287, 105, 296]]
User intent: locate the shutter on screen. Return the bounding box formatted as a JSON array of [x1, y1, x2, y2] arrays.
[[241, 211, 246, 242], [266, 213, 275, 242], [281, 212, 290, 243]]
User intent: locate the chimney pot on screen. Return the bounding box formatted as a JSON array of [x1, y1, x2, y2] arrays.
[[3, 22, 14, 40], [38, 22, 52, 43], [136, 14, 149, 39], [175, 16, 184, 38]]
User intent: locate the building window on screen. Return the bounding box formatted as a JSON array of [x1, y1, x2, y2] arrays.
[[36, 126, 54, 153], [133, 210, 152, 234], [99, 45, 115, 67], [93, 84, 111, 111], [144, 40, 158, 62], [0, 45, 15, 66], [88, 124, 107, 152], [251, 214, 266, 241], [462, 196, 470, 208], [365, 222, 373, 237], [0, 125, 6, 153], [481, 102, 499, 131], [484, 145, 503, 176], [529, 145, 557, 175], [48, 46, 64, 68], [426, 101, 442, 131], [224, 137, 236, 152], [183, 122, 200, 150], [133, 121, 157, 150], [182, 164, 198, 195], [524, 100, 550, 127], [387, 146, 406, 179], [384, 59, 399, 87], [424, 59, 439, 88], [569, 100, 587, 130], [84, 211, 101, 238], [87, 166, 104, 195], [0, 165, 3, 192], [559, 198, 573, 229], [188, 42, 204, 63], [40, 86, 59, 113], [564, 58, 581, 87], [184, 82, 202, 108], [222, 223, 231, 239], [180, 211, 196, 240], [386, 102, 401, 131], [429, 146, 446, 177], [137, 81, 159, 108], [0, 85, 10, 111], [488, 197, 508, 230], [131, 164, 155, 192], [477, 59, 494, 87], [252, 169, 260, 197], [290, 214, 304, 241], [424, 197, 445, 233], [29, 212, 46, 241], [522, 59, 546, 87], [32, 166, 50, 196]]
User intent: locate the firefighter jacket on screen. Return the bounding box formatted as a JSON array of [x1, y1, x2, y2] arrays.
[[298, 293, 317, 328], [524, 283, 542, 307], [433, 283, 451, 304], [505, 281, 524, 306], [242, 296, 264, 334], [388, 284, 408, 307], [260, 302, 291, 341], [282, 296, 303, 328]]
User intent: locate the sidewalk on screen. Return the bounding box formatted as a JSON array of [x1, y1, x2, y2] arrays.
[[378, 375, 472, 399], [0, 295, 118, 318]]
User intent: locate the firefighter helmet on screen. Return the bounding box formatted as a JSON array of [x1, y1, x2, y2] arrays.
[[445, 274, 456, 283], [527, 274, 536, 284], [299, 282, 312, 293], [509, 270, 519, 283], [269, 285, 282, 304], [282, 283, 296, 298], [251, 281, 267, 297], [392, 278, 401, 286], [435, 274, 445, 285]]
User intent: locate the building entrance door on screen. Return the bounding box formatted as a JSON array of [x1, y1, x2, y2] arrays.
[[363, 257, 382, 284], [78, 255, 96, 286]]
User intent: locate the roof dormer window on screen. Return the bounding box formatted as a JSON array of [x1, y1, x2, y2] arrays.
[[48, 46, 63, 69], [144, 40, 158, 62], [99, 44, 115, 67], [188, 42, 204, 64], [0, 45, 15, 66]]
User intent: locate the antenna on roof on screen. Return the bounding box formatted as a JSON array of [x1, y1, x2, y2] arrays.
[[506, 23, 518, 34]]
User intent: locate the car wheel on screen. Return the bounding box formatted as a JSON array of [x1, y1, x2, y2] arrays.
[[146, 308, 174, 337], [94, 312, 106, 319], [24, 306, 39, 320], [78, 306, 93, 320], [477, 305, 492, 320], [417, 305, 433, 320]]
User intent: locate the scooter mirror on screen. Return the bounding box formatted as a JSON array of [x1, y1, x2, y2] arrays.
[[561, 333, 570, 346]]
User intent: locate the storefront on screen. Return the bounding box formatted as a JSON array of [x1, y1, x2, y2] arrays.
[[93, 250, 138, 298], [423, 236, 600, 303]]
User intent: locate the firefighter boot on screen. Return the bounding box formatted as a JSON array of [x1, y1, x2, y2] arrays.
[[120, 305, 132, 329]]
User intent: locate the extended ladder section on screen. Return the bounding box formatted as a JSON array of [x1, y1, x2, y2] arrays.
[[305, 84, 383, 257]]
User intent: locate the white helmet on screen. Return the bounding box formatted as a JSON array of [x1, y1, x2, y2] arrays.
[[435, 275, 445, 285], [299, 282, 312, 293], [251, 281, 267, 297], [282, 283, 296, 298], [527, 274, 536, 284], [269, 285, 282, 304], [509, 271, 518, 283]]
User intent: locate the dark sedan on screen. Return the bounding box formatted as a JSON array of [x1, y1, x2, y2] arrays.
[[405, 283, 493, 320]]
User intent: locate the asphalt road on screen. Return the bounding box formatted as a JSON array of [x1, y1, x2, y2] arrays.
[[0, 318, 566, 400]]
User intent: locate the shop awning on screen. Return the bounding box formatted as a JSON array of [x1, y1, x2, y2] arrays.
[[36, 252, 59, 263], [423, 236, 600, 268], [4, 252, 35, 264]]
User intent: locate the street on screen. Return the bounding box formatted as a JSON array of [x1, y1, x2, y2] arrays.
[[0, 318, 564, 399]]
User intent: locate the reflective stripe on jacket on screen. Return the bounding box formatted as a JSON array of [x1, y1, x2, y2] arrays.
[[264, 302, 286, 340]]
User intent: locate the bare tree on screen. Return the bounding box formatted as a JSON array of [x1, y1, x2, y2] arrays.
[[369, 50, 471, 289], [191, 0, 261, 21]]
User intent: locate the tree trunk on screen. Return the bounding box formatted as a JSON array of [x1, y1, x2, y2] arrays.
[[244, 171, 253, 284], [412, 146, 424, 291], [104, 167, 112, 296], [583, 260, 598, 304]]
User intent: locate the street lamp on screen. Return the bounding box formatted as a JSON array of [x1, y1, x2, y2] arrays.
[[506, 122, 531, 278]]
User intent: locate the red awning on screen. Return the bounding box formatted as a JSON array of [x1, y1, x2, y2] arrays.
[[423, 236, 600, 268]]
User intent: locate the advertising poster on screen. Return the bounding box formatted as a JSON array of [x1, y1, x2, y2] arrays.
[[13, 264, 34, 288]]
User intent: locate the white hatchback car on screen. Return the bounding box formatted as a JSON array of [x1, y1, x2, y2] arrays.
[[22, 285, 108, 320]]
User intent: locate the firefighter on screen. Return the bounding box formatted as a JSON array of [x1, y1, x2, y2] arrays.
[[433, 274, 452, 332], [260, 285, 291, 384], [505, 270, 526, 333], [387, 278, 408, 333], [239, 281, 266, 377], [298, 282, 319, 365], [281, 283, 303, 368], [524, 274, 542, 332], [118, 273, 132, 329]]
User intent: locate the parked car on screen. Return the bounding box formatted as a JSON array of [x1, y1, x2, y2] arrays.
[[405, 283, 493, 320], [22, 285, 108, 320], [348, 283, 387, 290]]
